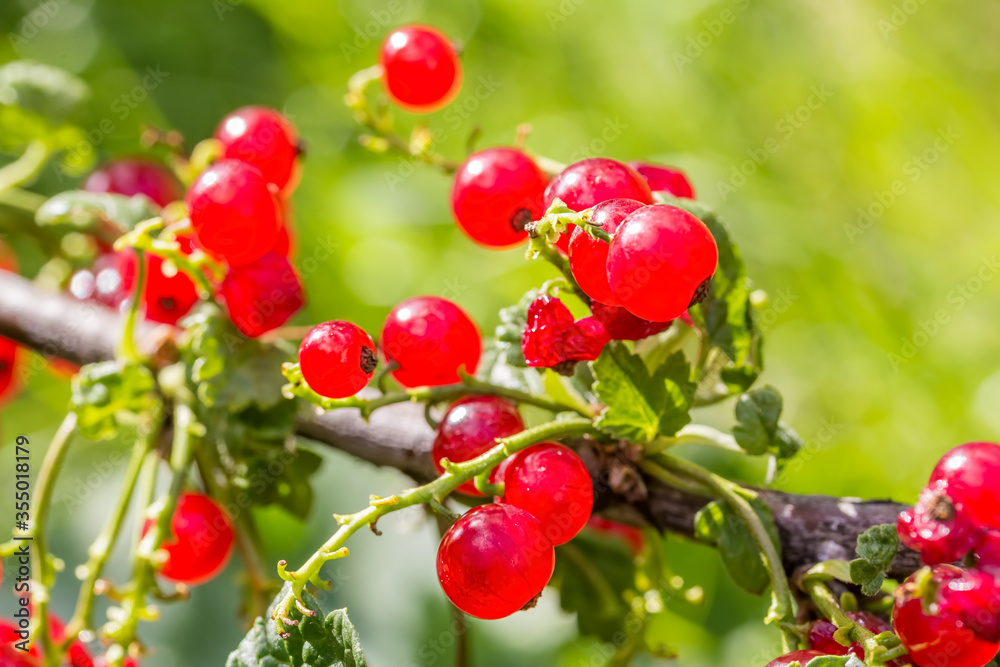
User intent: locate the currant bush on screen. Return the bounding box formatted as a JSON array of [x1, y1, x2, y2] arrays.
[[568, 197, 645, 306], [298, 320, 378, 398], [607, 204, 719, 321], [215, 106, 300, 193], [185, 158, 281, 266], [143, 492, 234, 585], [381, 296, 481, 387], [432, 395, 525, 495], [84, 158, 183, 208], [219, 251, 304, 338], [436, 504, 555, 620], [451, 147, 547, 248], [379, 25, 461, 112]]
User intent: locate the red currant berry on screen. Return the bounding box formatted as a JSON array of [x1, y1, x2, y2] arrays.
[[215, 106, 300, 193], [898, 480, 982, 566], [299, 321, 377, 399], [219, 252, 304, 338], [271, 198, 296, 258], [893, 565, 1000, 667], [0, 337, 20, 405], [544, 158, 653, 251], [144, 492, 234, 585], [432, 395, 524, 496], [930, 442, 1000, 531], [381, 296, 481, 387], [521, 295, 609, 372], [129, 234, 201, 326], [451, 147, 547, 248], [809, 612, 900, 661], [568, 198, 645, 305], [1, 620, 40, 665], [380, 25, 461, 112], [765, 651, 826, 667], [938, 568, 1000, 643], [185, 159, 281, 266], [607, 204, 718, 322], [587, 516, 645, 555], [628, 161, 696, 199], [47, 613, 94, 667], [590, 300, 672, 341], [975, 531, 1000, 571], [84, 158, 183, 208], [503, 442, 593, 546], [437, 503, 555, 620]]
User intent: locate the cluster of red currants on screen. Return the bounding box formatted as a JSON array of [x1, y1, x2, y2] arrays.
[[72, 106, 305, 338], [1, 614, 138, 667]]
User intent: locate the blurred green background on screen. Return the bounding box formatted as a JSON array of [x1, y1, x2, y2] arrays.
[[2, 0, 1000, 665]]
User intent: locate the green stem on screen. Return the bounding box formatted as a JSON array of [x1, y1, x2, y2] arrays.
[[656, 454, 798, 652], [803, 577, 907, 663], [0, 140, 51, 191], [30, 413, 78, 667], [63, 411, 162, 642], [272, 418, 599, 636], [284, 365, 594, 418], [0, 186, 47, 213], [557, 543, 625, 617], [639, 459, 713, 497], [645, 424, 742, 455], [119, 249, 147, 363]]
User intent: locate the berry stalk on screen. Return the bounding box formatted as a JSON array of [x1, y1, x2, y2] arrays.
[[271, 417, 600, 636]]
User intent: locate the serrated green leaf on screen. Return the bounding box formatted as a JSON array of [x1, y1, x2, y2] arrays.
[[550, 533, 634, 642], [592, 342, 694, 443], [489, 288, 539, 368], [849, 524, 899, 596], [694, 498, 781, 595], [226, 583, 367, 667], [70, 361, 158, 440], [732, 386, 803, 468], [36, 191, 160, 236]]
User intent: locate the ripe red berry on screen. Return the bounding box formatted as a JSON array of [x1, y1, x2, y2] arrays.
[[930, 442, 1000, 531], [544, 158, 653, 252], [568, 198, 645, 305], [893, 565, 1000, 667], [432, 395, 524, 496], [451, 148, 547, 248], [1, 620, 40, 666], [47, 613, 95, 667], [590, 300, 672, 342], [298, 321, 377, 399], [381, 296, 481, 387], [521, 295, 609, 372], [185, 159, 281, 266], [437, 503, 555, 620], [215, 106, 300, 193], [937, 568, 1000, 643], [898, 480, 982, 566], [124, 233, 201, 326], [219, 252, 304, 338], [503, 442, 593, 546], [607, 204, 719, 322], [0, 337, 20, 405], [272, 198, 296, 258], [809, 612, 905, 662], [84, 158, 183, 208], [628, 161, 696, 199], [380, 25, 461, 112], [975, 531, 1000, 571], [145, 491, 234, 585], [765, 651, 826, 667], [587, 516, 645, 555]]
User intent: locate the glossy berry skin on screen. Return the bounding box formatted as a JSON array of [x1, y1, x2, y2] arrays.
[[938, 568, 1000, 643], [628, 161, 696, 199], [432, 395, 524, 496], [451, 148, 547, 248], [587, 516, 645, 555], [0, 337, 19, 405], [898, 480, 982, 566], [521, 295, 609, 372], [185, 159, 281, 266], [437, 503, 555, 620], [569, 198, 645, 305], [144, 492, 234, 585], [608, 204, 719, 322], [590, 301, 672, 341], [764, 651, 825, 667], [381, 296, 481, 387], [893, 565, 1000, 667], [976, 531, 1000, 570], [930, 442, 1000, 531], [219, 252, 304, 338], [380, 25, 461, 112], [298, 321, 377, 399], [503, 442, 594, 546], [123, 233, 200, 326], [544, 158, 653, 252], [84, 158, 183, 208], [215, 106, 300, 193]]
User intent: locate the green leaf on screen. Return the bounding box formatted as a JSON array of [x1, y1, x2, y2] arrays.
[[732, 385, 803, 466], [71, 361, 159, 440], [849, 524, 900, 596], [227, 583, 368, 667], [694, 498, 781, 595], [592, 342, 694, 443], [0, 60, 89, 125], [36, 191, 160, 236], [490, 288, 538, 368], [550, 532, 634, 642]]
